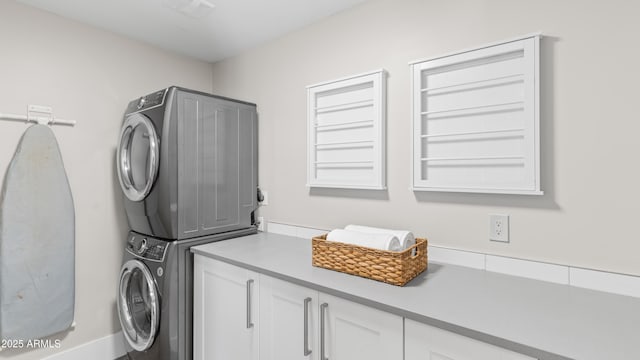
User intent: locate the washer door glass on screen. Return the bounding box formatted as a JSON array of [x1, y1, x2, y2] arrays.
[[117, 259, 160, 352], [117, 113, 159, 201]]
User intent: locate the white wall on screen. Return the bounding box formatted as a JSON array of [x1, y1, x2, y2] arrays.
[[0, 1, 212, 358], [210, 0, 640, 276]]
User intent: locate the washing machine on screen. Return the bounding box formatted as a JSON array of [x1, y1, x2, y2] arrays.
[[117, 229, 256, 360], [116, 87, 259, 240]]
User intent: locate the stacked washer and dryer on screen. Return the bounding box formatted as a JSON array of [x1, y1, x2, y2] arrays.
[[115, 87, 260, 360]]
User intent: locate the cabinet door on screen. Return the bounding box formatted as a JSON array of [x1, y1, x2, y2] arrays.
[[193, 255, 259, 360], [319, 293, 403, 360], [260, 275, 318, 360], [405, 319, 536, 360]]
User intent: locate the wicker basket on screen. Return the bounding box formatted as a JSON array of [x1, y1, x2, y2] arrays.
[[311, 234, 428, 286]]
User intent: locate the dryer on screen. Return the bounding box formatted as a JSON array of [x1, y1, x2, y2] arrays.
[[117, 87, 259, 240]]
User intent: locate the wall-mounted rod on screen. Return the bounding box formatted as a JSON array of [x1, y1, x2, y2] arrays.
[[0, 105, 76, 126]]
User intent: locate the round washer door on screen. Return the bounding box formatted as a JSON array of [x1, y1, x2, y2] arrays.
[[117, 259, 160, 352], [117, 113, 159, 202]]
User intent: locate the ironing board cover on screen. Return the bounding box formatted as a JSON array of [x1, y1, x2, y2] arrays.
[[0, 124, 75, 340]]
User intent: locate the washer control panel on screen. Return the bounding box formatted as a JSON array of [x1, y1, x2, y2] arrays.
[[126, 233, 168, 262]]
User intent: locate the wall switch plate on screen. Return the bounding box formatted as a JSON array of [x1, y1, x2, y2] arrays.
[[489, 214, 509, 242], [257, 217, 265, 232], [262, 191, 269, 206]]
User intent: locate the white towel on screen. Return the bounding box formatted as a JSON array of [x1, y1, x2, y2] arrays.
[[326, 229, 402, 252], [344, 225, 415, 250]]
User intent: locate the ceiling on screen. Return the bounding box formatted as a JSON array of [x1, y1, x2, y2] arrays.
[[16, 0, 367, 62]]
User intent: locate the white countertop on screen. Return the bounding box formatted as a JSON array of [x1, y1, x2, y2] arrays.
[[191, 232, 640, 360]]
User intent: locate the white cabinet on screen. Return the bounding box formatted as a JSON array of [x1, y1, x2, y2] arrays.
[[193, 257, 402, 360], [194, 256, 529, 360], [260, 276, 318, 360], [260, 276, 403, 360], [193, 255, 259, 360], [405, 319, 535, 360], [319, 292, 403, 360]]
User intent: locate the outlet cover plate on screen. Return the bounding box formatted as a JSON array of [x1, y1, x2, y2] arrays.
[[489, 214, 509, 242]]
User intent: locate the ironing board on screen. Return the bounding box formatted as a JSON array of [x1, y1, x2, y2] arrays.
[[0, 124, 75, 340]]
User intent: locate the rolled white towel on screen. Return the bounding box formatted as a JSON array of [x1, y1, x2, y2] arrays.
[[344, 224, 415, 250], [326, 229, 402, 252]]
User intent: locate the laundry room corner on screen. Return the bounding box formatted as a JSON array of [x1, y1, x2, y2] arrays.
[[0, 1, 214, 359]]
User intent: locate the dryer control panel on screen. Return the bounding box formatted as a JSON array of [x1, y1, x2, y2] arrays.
[[126, 233, 168, 262], [125, 88, 168, 114]]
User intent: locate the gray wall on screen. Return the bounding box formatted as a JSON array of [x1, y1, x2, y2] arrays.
[[210, 0, 640, 276], [0, 1, 213, 358]]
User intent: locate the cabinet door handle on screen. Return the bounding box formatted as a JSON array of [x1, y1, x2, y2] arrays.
[[320, 302, 328, 360], [303, 297, 312, 356], [246, 279, 254, 329]]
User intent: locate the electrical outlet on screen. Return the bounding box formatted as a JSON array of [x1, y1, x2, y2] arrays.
[[489, 214, 509, 242], [257, 217, 265, 232]]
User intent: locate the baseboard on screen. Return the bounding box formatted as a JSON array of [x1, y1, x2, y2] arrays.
[[42, 331, 126, 360], [267, 221, 640, 299]]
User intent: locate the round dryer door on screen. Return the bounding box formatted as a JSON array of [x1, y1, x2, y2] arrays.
[[117, 113, 159, 202], [117, 259, 160, 352]]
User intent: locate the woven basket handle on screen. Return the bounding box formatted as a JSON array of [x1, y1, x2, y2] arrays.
[[408, 241, 421, 259]]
